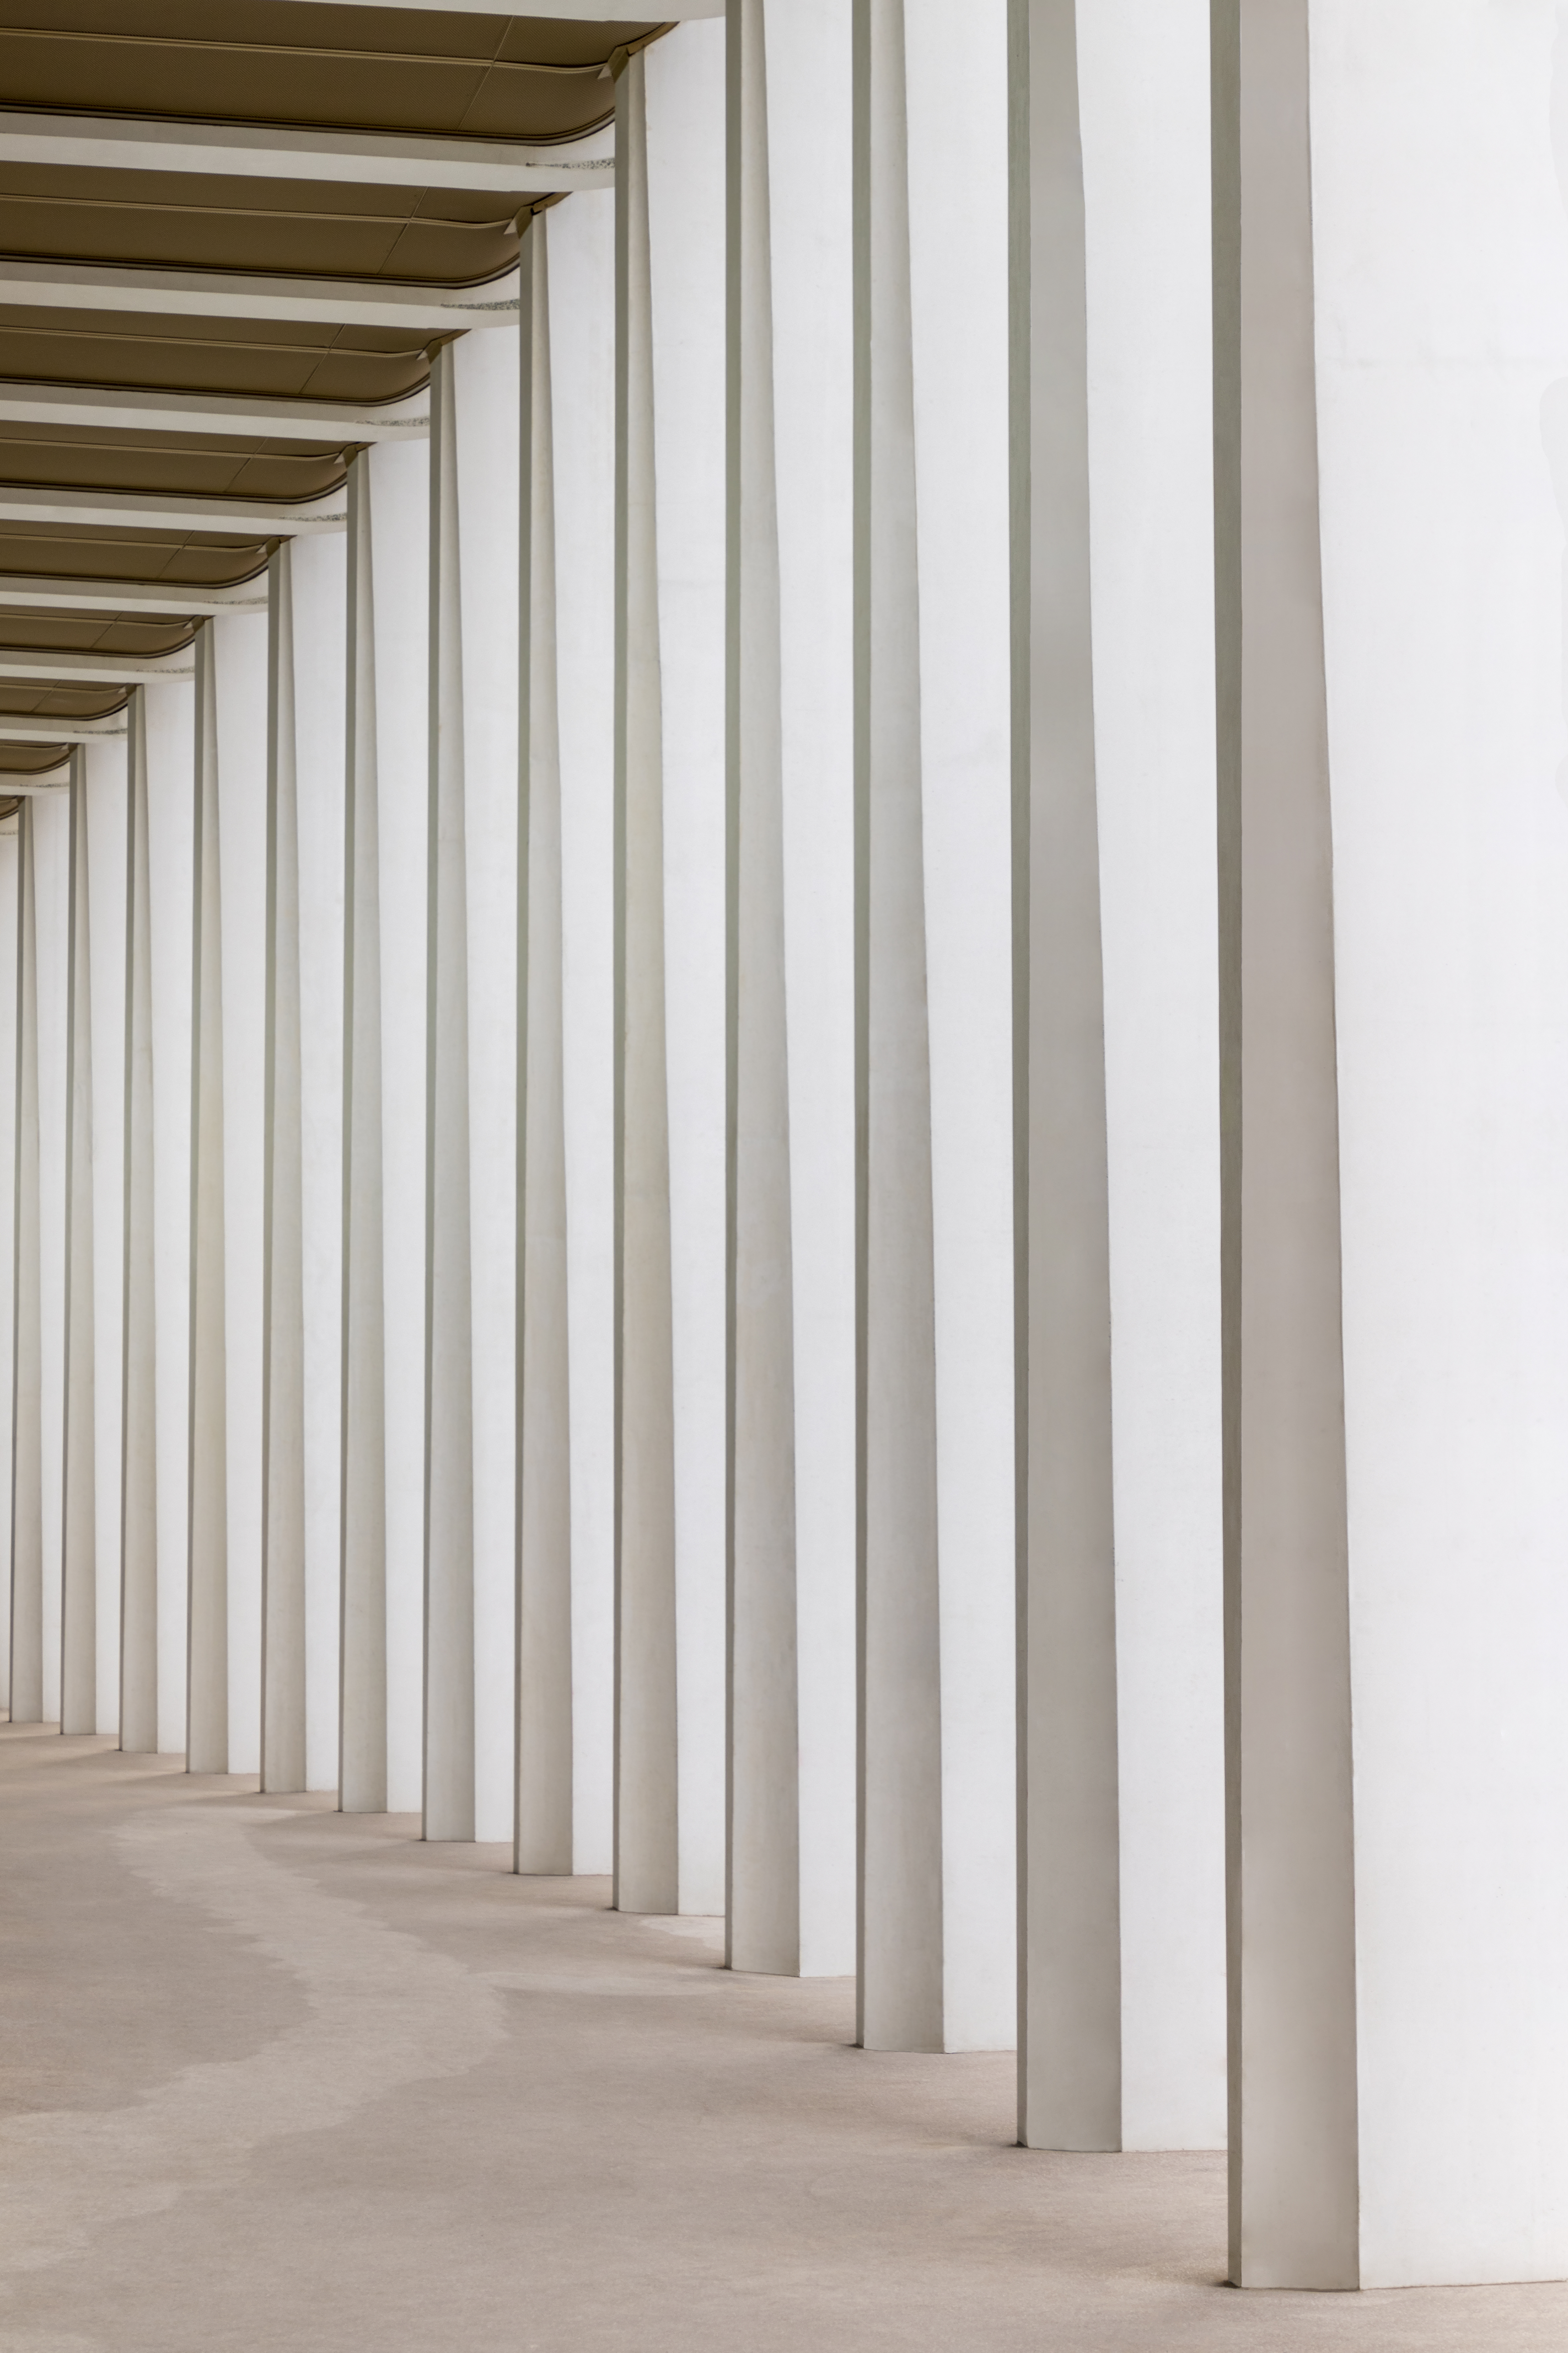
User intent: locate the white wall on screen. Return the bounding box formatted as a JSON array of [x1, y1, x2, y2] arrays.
[[1312, 0, 1568, 2285]]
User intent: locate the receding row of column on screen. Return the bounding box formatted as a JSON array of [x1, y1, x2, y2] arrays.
[[0, 0, 1216, 2080], [3, 0, 1561, 2294]]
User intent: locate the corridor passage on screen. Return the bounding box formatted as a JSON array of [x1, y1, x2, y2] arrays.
[[0, 1726, 1557, 2353]]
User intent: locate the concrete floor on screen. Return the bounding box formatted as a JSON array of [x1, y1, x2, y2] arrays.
[[0, 1729, 1563, 2351]]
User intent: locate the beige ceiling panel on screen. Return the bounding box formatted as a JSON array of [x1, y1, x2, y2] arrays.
[[0, 521, 275, 588], [0, 678, 128, 717], [0, 307, 436, 403], [0, 420, 347, 500], [0, 605, 199, 655], [0, 7, 661, 140], [0, 164, 525, 286]]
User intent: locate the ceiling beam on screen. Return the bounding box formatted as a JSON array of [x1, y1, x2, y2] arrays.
[[0, 483, 344, 536], [0, 715, 124, 744], [0, 254, 520, 332], [2, 769, 71, 794], [0, 383, 428, 443], [0, 576, 266, 618], [258, 0, 719, 13], [0, 646, 193, 686], [0, 110, 614, 196]]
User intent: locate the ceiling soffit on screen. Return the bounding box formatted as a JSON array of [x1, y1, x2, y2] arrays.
[[0, 744, 69, 774], [0, 167, 533, 289], [0, 5, 660, 618], [0, 9, 659, 144]]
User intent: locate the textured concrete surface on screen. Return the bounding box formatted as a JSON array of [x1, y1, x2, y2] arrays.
[[0, 1726, 1564, 2351]]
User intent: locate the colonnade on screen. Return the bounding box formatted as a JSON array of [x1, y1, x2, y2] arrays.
[[3, 0, 1568, 2298]]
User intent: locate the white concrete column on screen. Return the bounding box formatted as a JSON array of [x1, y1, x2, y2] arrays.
[[728, 0, 798, 1977], [33, 788, 70, 1729], [550, 187, 617, 1875], [83, 737, 127, 1745], [1221, 0, 1568, 2290], [419, 326, 518, 1845], [262, 546, 307, 1793], [610, 21, 728, 1920], [292, 531, 347, 1797], [425, 339, 476, 1843], [9, 798, 42, 1723], [263, 533, 345, 1798], [368, 436, 430, 1817], [1015, 0, 1224, 2153], [727, 0, 857, 1978], [649, 18, 729, 1922], [1016, 0, 1118, 2143], [341, 440, 428, 1816], [187, 625, 229, 1774], [616, 37, 732, 1916], [341, 451, 388, 1814], [455, 327, 520, 1847], [856, 0, 1017, 2053], [120, 694, 158, 1753], [145, 679, 194, 1756], [0, 814, 16, 1718], [213, 612, 269, 1776], [517, 213, 573, 1874], [615, 47, 679, 1912], [60, 754, 96, 1735], [187, 611, 268, 1774]]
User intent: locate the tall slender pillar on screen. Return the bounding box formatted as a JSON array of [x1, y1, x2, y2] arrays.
[[10, 799, 42, 1724], [1015, 0, 1118, 2142], [858, 0, 941, 2045], [728, 0, 799, 1975], [550, 186, 617, 1875], [420, 323, 517, 1845], [1015, 0, 1223, 2153], [0, 814, 17, 1719], [614, 46, 679, 1913], [1221, 1, 1568, 2290], [367, 435, 431, 1817], [292, 533, 348, 1797], [455, 328, 521, 1846], [187, 626, 229, 1775], [855, 0, 1017, 2052], [262, 546, 307, 1793], [611, 21, 729, 1920], [517, 212, 574, 1875], [213, 611, 270, 1776], [650, 21, 730, 1922], [83, 737, 128, 1743], [341, 454, 388, 1814], [60, 753, 96, 1736], [120, 693, 158, 1753], [33, 789, 69, 1725], [145, 680, 194, 1757], [726, 0, 857, 1979], [425, 339, 476, 1843]]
